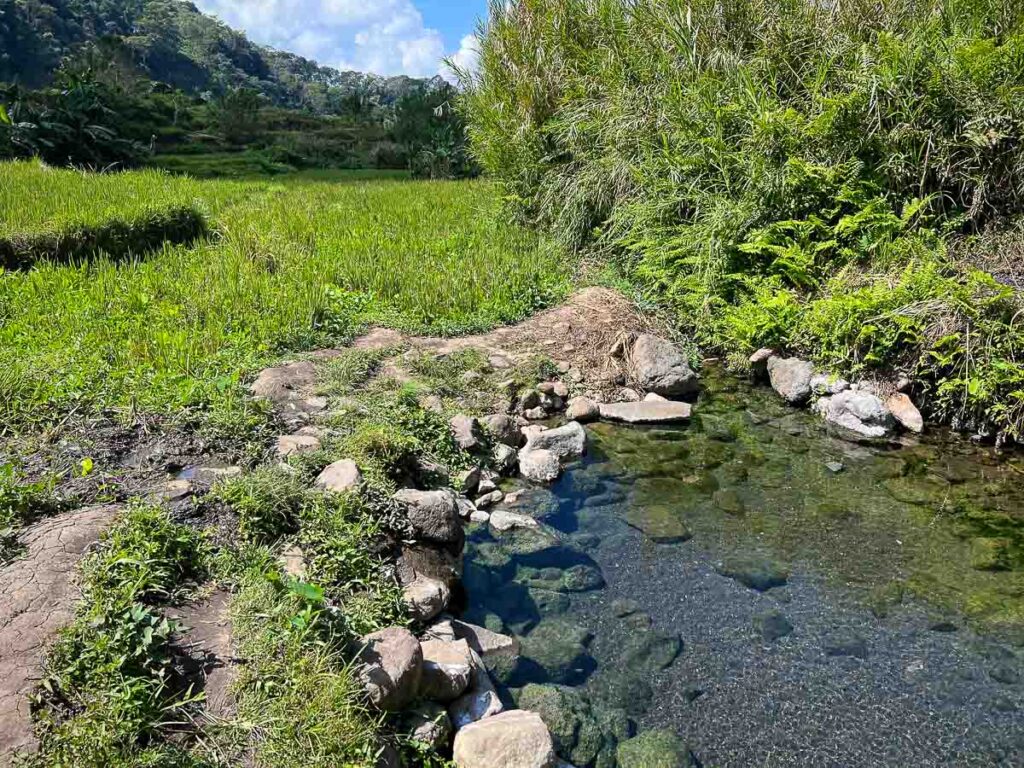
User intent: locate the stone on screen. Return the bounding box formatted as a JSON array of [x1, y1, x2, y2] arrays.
[[524, 421, 587, 460], [644, 392, 668, 402], [816, 390, 895, 439], [755, 610, 794, 641], [275, 433, 321, 459], [404, 576, 451, 622], [619, 630, 682, 673], [825, 461, 845, 473], [251, 360, 317, 404], [489, 354, 513, 370], [478, 471, 500, 494], [476, 490, 505, 509], [456, 496, 478, 521], [525, 407, 549, 421], [451, 414, 484, 451], [520, 449, 563, 483], [393, 489, 463, 545], [457, 467, 481, 496], [406, 701, 453, 751], [281, 545, 306, 578], [520, 620, 595, 685], [617, 729, 693, 768], [490, 508, 540, 533], [356, 627, 423, 711], [493, 443, 520, 475], [452, 710, 558, 768], [314, 459, 363, 494], [767, 356, 815, 405], [824, 632, 868, 659], [598, 401, 692, 424], [449, 648, 505, 728], [566, 397, 600, 423], [517, 684, 627, 768], [810, 373, 850, 396], [715, 554, 789, 592], [749, 348, 774, 378], [616, 388, 642, 402], [398, 544, 462, 590], [483, 414, 525, 447], [611, 599, 640, 617], [419, 638, 473, 703], [470, 509, 491, 524], [969, 537, 1011, 571], [712, 489, 745, 515], [628, 334, 699, 398], [452, 619, 521, 664], [887, 393, 924, 433], [622, 503, 692, 544]]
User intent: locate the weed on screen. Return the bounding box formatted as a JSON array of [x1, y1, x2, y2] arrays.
[[212, 468, 309, 545], [0, 462, 63, 563]]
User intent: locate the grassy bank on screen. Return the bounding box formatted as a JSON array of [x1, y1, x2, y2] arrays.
[[464, 0, 1024, 442], [0, 163, 567, 431]]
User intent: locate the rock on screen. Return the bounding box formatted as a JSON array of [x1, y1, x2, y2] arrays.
[[520, 449, 563, 483], [598, 401, 692, 424], [521, 620, 595, 684], [643, 392, 668, 402], [715, 554, 789, 592], [419, 638, 473, 702], [539, 381, 569, 399], [453, 710, 558, 768], [824, 632, 868, 659], [422, 395, 445, 413], [457, 467, 482, 496], [810, 373, 850, 396], [816, 390, 895, 439], [483, 414, 525, 447], [357, 627, 423, 711], [406, 701, 453, 751], [566, 397, 600, 423], [476, 490, 505, 509], [712, 489, 745, 515], [490, 508, 540, 533], [517, 684, 627, 768], [825, 461, 845, 474], [749, 348, 774, 378], [489, 354, 513, 370], [449, 648, 505, 728], [275, 433, 321, 459], [969, 537, 1011, 571], [887, 393, 924, 433], [314, 459, 363, 494], [767, 356, 815, 405], [251, 361, 317, 404], [622, 503, 692, 544], [470, 509, 491, 524], [616, 388, 642, 402], [280, 545, 306, 579], [393, 489, 463, 545], [628, 335, 699, 398], [404, 576, 451, 622], [611, 599, 640, 617], [452, 414, 484, 451], [478, 471, 500, 494], [525, 407, 549, 421], [755, 610, 794, 641], [524, 421, 587, 460], [617, 729, 693, 768], [493, 443, 520, 475], [561, 564, 605, 592], [619, 629, 682, 673], [452, 619, 521, 665], [456, 496, 478, 521], [398, 544, 462, 590]]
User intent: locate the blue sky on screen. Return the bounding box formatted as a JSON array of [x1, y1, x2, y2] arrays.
[[193, 0, 488, 80]]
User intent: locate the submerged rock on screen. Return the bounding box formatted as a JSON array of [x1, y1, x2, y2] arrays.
[[767, 356, 814, 405], [520, 619, 596, 685], [517, 684, 630, 768], [452, 710, 558, 768], [716, 554, 789, 592], [824, 631, 869, 659], [622, 502, 692, 544], [628, 334, 699, 398], [755, 610, 794, 641], [617, 729, 694, 768]]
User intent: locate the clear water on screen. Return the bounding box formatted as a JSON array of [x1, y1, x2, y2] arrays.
[[460, 367, 1024, 767]]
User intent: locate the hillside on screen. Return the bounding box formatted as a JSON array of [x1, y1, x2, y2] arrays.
[[0, 0, 445, 111]]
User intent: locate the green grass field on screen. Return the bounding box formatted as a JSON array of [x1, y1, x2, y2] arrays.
[[0, 161, 567, 429]]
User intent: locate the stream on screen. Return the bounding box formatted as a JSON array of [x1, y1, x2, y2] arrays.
[[460, 367, 1024, 767]]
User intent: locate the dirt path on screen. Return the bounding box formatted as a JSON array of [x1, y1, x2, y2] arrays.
[[0, 505, 120, 763], [170, 590, 238, 722]]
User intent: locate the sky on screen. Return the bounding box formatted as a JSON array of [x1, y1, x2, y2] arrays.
[[192, 0, 488, 81]]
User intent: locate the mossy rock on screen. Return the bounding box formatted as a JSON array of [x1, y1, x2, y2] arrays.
[[520, 618, 596, 685], [619, 628, 683, 673], [587, 669, 654, 717], [617, 729, 693, 768], [713, 488, 746, 515], [622, 499, 692, 544], [969, 537, 1012, 571], [517, 684, 628, 767]]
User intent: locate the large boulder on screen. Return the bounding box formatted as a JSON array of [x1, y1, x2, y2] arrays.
[[519, 449, 562, 483], [453, 710, 559, 768], [315, 459, 363, 494], [356, 627, 423, 711], [524, 422, 587, 461], [815, 390, 895, 439], [767, 357, 814, 405], [394, 489, 463, 545], [628, 335, 699, 398], [598, 401, 692, 424]]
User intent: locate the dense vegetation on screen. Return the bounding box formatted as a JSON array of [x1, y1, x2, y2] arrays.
[[464, 0, 1024, 442], [0, 1, 473, 176]]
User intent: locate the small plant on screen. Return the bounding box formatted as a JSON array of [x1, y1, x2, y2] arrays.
[[0, 462, 62, 563], [212, 467, 309, 545]]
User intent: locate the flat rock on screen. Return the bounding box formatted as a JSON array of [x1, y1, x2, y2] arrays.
[[524, 421, 587, 460], [490, 509, 540, 533], [356, 627, 423, 711], [628, 334, 699, 398], [598, 401, 692, 424], [250, 360, 317, 404], [275, 433, 322, 459], [767, 356, 814, 405], [315, 459, 364, 493], [452, 619, 521, 664], [716, 554, 789, 592], [453, 710, 558, 768], [0, 505, 120, 760]]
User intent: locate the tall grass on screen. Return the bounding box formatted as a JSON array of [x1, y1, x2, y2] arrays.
[[0, 165, 566, 429], [464, 0, 1024, 440]]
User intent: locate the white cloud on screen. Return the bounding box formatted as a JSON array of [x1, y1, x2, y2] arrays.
[[193, 0, 464, 77], [440, 34, 480, 84]]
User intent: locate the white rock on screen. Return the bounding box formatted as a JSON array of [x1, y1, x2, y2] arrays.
[[518, 449, 562, 483], [598, 401, 692, 424], [314, 459, 363, 493], [489, 508, 539, 533], [452, 710, 558, 768], [448, 648, 504, 728], [767, 356, 815, 405], [523, 421, 586, 460], [817, 390, 896, 438]]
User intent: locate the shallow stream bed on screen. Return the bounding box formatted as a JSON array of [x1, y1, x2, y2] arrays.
[[460, 368, 1024, 767]]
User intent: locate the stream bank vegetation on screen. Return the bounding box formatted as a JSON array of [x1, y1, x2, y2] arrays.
[[463, 0, 1024, 443]]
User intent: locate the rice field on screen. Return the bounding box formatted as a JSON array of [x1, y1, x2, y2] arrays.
[[0, 162, 569, 427]]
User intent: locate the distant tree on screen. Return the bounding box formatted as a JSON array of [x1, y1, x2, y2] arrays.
[[210, 87, 261, 144]]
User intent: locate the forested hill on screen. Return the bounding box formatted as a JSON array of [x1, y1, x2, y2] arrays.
[[0, 0, 444, 110]]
